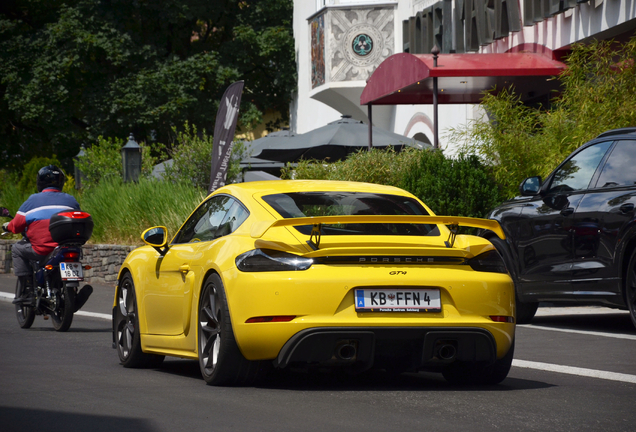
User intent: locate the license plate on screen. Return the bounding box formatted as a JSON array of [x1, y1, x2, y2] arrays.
[[60, 262, 83, 281], [355, 288, 441, 312]]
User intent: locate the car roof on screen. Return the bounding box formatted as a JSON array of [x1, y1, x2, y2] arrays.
[[595, 127, 636, 139], [214, 180, 411, 199]]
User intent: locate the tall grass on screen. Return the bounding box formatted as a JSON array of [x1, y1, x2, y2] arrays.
[[0, 177, 206, 246], [79, 178, 206, 245], [0, 181, 28, 217]]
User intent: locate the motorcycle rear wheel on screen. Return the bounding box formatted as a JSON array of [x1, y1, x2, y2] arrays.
[[51, 285, 75, 332], [14, 278, 35, 329]]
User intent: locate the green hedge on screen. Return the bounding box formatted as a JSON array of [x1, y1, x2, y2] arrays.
[[398, 150, 505, 217], [283, 147, 504, 218]]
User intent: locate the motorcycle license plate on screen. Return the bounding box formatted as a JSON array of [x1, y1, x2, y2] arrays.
[[60, 262, 83, 281]]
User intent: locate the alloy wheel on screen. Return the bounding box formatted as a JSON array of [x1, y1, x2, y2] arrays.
[[199, 284, 222, 377], [117, 279, 136, 359]]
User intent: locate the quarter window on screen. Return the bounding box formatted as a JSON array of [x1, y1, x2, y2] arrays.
[[173, 196, 248, 244], [595, 140, 636, 188]]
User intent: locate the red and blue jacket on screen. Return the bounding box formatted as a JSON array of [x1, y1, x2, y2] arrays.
[[7, 188, 81, 255]]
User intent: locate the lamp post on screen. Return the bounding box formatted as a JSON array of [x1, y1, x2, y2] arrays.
[[121, 133, 142, 183], [431, 44, 440, 149], [74, 144, 86, 189]]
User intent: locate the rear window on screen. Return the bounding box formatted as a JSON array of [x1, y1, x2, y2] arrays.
[[262, 192, 439, 236]]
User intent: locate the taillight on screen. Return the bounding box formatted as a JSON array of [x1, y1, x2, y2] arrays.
[[468, 250, 508, 273], [63, 251, 80, 261], [236, 249, 313, 272], [56, 211, 91, 219]]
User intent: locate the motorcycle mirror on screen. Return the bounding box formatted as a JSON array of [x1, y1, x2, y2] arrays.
[[0, 207, 13, 218]]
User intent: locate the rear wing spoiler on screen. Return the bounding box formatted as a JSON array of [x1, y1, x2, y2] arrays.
[[250, 215, 505, 249]]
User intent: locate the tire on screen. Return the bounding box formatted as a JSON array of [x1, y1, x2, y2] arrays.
[[51, 284, 75, 332], [14, 278, 35, 329], [488, 236, 538, 324], [114, 274, 164, 368], [624, 248, 636, 329], [442, 340, 515, 386], [198, 273, 262, 386]]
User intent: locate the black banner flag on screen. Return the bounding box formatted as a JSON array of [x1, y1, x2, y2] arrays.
[[209, 81, 244, 194]]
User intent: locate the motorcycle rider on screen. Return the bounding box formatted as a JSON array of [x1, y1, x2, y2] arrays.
[[2, 165, 80, 303]]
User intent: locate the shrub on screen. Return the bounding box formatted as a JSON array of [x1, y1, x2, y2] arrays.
[[0, 170, 23, 216], [334, 147, 417, 186], [75, 136, 157, 189], [281, 159, 333, 180], [17, 156, 63, 195], [0, 161, 79, 217], [281, 147, 502, 218], [162, 122, 247, 190], [281, 147, 417, 186], [398, 150, 505, 218]]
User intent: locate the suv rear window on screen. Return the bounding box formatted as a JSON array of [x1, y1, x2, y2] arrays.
[[262, 192, 440, 236]]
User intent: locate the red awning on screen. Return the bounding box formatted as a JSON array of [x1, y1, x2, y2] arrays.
[[360, 52, 567, 105]]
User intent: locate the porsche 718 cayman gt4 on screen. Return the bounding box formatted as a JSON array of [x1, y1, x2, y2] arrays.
[[112, 180, 515, 386]]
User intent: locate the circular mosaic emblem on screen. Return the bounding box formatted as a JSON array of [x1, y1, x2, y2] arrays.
[[342, 23, 385, 68], [352, 34, 373, 56]]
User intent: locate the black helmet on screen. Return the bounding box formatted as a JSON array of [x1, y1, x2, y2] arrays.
[[37, 165, 66, 192]]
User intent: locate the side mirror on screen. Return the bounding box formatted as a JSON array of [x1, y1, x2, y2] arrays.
[[519, 176, 542, 196], [0, 207, 13, 218], [141, 226, 169, 255]]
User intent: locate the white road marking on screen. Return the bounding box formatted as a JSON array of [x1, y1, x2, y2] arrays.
[[535, 306, 629, 316], [0, 291, 111, 320], [513, 359, 636, 384], [520, 324, 636, 340], [75, 311, 111, 320]]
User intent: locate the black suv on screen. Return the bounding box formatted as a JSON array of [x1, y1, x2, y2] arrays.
[[483, 128, 636, 327]]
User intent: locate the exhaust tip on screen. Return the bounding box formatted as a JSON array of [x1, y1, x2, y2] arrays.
[[335, 340, 358, 361], [436, 343, 457, 361]]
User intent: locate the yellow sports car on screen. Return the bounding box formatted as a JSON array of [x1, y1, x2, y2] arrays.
[[112, 180, 515, 386]]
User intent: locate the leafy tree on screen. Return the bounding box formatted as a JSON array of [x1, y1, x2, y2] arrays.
[[450, 36, 636, 198], [0, 0, 295, 171]]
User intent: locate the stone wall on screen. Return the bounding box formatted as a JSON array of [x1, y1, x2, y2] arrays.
[[0, 240, 135, 285]]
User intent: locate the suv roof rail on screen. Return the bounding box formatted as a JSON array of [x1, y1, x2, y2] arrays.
[[596, 127, 636, 138]]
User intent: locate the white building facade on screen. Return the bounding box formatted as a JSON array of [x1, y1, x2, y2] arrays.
[[291, 0, 636, 153]]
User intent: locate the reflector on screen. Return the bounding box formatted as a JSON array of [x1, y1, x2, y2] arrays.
[[490, 316, 514, 323], [245, 316, 295, 323]]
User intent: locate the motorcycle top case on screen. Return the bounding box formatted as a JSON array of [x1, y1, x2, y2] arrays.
[[49, 211, 94, 245]]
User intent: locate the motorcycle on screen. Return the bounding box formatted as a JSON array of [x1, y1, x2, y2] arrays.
[[1, 207, 94, 332]]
